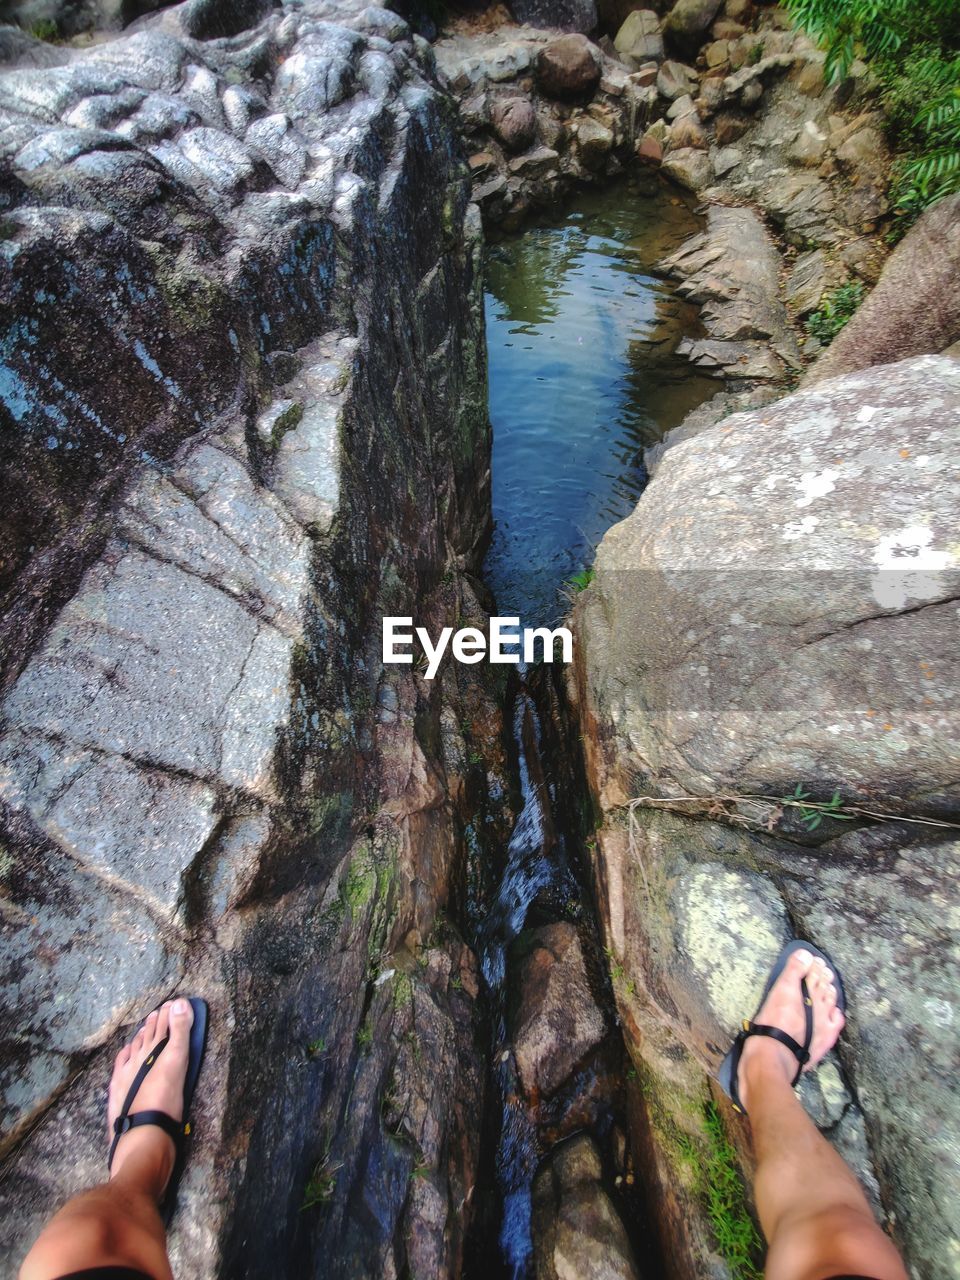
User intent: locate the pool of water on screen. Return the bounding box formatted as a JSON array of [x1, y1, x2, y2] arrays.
[[483, 176, 717, 626]]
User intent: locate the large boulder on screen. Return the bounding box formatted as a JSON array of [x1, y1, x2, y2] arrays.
[[575, 354, 960, 1280], [535, 34, 602, 100], [806, 192, 960, 385], [512, 923, 606, 1097], [532, 1136, 640, 1280], [0, 2, 500, 1277]]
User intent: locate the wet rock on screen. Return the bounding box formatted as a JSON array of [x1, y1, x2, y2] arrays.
[[532, 1135, 640, 1280], [613, 10, 664, 66], [491, 95, 538, 153], [509, 0, 598, 33], [806, 193, 960, 384], [535, 34, 602, 101], [661, 146, 711, 190], [513, 923, 606, 1097], [636, 131, 663, 164]]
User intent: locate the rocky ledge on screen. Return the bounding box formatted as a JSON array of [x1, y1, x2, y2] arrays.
[[0, 2, 507, 1276], [574, 353, 960, 1280]]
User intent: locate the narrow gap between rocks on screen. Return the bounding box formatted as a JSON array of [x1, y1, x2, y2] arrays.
[[465, 174, 717, 1280]]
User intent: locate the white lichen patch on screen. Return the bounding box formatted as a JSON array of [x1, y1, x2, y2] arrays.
[[782, 515, 820, 541], [795, 468, 840, 508], [870, 524, 954, 609], [676, 865, 790, 1029]]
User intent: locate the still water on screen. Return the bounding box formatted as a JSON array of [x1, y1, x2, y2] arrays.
[[475, 178, 717, 1278], [483, 175, 716, 625]]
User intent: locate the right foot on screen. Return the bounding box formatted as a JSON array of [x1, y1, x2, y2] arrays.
[[107, 998, 194, 1200], [738, 949, 844, 1111]]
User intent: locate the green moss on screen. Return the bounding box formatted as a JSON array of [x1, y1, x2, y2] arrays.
[[699, 1102, 763, 1280], [343, 853, 376, 918]]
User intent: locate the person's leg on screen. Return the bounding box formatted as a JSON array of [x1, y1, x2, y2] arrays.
[[20, 999, 195, 1280], [736, 950, 907, 1280]]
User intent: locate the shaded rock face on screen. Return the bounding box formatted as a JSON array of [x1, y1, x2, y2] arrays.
[[512, 922, 606, 1098], [509, 0, 598, 35], [0, 1, 501, 1276], [532, 1135, 640, 1280], [806, 192, 960, 384], [574, 355, 960, 1280]]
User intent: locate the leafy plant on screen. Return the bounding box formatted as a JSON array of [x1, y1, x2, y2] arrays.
[[784, 0, 960, 219], [306, 1036, 327, 1057], [783, 784, 855, 832], [805, 281, 865, 344], [566, 567, 595, 593], [356, 1022, 373, 1053]]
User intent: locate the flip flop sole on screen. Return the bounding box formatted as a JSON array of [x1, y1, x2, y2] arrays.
[[161, 996, 209, 1225], [717, 940, 845, 1109]]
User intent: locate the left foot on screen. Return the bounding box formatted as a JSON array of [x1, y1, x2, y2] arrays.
[[107, 999, 194, 1200]]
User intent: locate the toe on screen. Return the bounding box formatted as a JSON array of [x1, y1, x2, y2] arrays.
[[166, 997, 194, 1058], [785, 948, 814, 980]]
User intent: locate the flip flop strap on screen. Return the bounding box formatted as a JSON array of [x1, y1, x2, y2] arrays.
[[109, 1035, 183, 1170], [727, 975, 815, 1115]]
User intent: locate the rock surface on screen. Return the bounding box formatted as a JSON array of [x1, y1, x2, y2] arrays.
[[806, 192, 960, 384], [0, 1, 502, 1276], [574, 355, 960, 1280], [532, 1135, 640, 1280], [512, 923, 606, 1097]]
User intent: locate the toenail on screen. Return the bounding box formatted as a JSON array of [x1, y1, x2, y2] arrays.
[[173, 999, 189, 1015]]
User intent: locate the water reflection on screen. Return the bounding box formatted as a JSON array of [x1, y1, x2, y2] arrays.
[[483, 178, 717, 626]]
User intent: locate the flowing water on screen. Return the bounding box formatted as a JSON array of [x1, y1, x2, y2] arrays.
[[473, 177, 718, 1278]]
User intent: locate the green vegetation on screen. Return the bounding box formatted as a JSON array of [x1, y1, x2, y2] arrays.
[[805, 281, 865, 344], [699, 1102, 764, 1280], [784, 784, 856, 831], [301, 1156, 340, 1211], [566, 566, 595, 593], [785, 0, 960, 220], [29, 19, 58, 40], [306, 1036, 327, 1057], [356, 1021, 373, 1053]]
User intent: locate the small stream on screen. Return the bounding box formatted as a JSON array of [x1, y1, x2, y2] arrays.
[[472, 175, 717, 1278]]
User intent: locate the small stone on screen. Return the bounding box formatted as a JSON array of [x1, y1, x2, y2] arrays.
[[667, 92, 695, 120], [714, 108, 751, 144], [713, 144, 742, 175], [491, 96, 538, 154], [614, 10, 665, 65], [712, 17, 745, 39], [662, 145, 712, 189], [657, 59, 698, 100], [469, 150, 498, 175], [576, 116, 614, 168], [669, 114, 707, 150], [789, 119, 827, 167], [637, 132, 663, 164], [704, 39, 729, 68], [507, 145, 560, 177]]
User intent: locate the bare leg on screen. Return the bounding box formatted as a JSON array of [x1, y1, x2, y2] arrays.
[[20, 999, 195, 1280], [736, 951, 907, 1280]]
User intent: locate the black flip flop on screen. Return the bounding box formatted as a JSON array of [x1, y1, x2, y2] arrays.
[[108, 996, 209, 1225], [717, 941, 845, 1117]]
